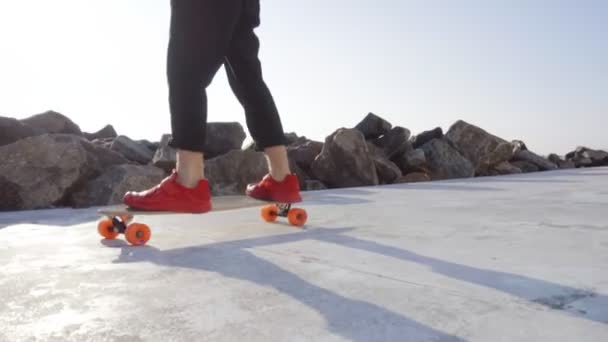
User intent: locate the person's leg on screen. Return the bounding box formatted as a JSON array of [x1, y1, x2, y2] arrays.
[[123, 0, 242, 211], [224, 0, 301, 202], [167, 0, 242, 187]]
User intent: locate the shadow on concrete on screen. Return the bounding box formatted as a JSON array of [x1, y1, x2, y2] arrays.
[[0, 207, 99, 230], [105, 229, 466, 342], [314, 230, 608, 324], [108, 227, 607, 328]]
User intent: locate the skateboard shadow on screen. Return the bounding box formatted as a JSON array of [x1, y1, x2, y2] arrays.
[[107, 230, 466, 342], [109, 227, 607, 325]]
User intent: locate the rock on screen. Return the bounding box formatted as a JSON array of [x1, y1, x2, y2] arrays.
[[548, 154, 576, 169], [420, 138, 475, 180], [558, 160, 576, 169], [511, 160, 539, 173], [284, 132, 307, 146], [392, 148, 428, 174], [245, 132, 305, 151], [575, 147, 608, 166], [287, 140, 324, 173], [152, 134, 177, 172], [354, 112, 392, 140], [111, 135, 155, 164], [70, 165, 165, 207], [80, 140, 132, 174], [374, 126, 412, 159], [396, 172, 431, 183], [0, 134, 97, 210], [84, 124, 117, 141], [0, 176, 23, 211], [548, 154, 562, 164], [311, 128, 379, 188], [367, 142, 402, 184], [288, 159, 313, 190], [511, 140, 528, 153], [205, 149, 268, 196], [512, 150, 557, 171], [476, 142, 516, 175], [493, 161, 522, 175], [92, 137, 115, 149], [565, 147, 604, 167], [0, 116, 45, 146], [243, 141, 257, 151], [445, 120, 509, 171], [410, 127, 443, 149], [303, 180, 327, 191], [137, 139, 158, 153], [574, 157, 593, 168], [203, 122, 246, 159], [20, 110, 82, 136]]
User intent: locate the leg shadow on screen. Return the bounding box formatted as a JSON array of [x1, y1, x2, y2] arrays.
[[313, 230, 607, 324], [110, 231, 465, 342]]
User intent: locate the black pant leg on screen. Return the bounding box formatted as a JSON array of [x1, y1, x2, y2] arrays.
[[166, 0, 242, 153], [224, 1, 286, 149]]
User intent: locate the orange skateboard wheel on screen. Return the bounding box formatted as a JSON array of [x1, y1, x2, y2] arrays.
[[125, 223, 151, 246], [287, 208, 307, 227], [261, 204, 278, 222], [97, 218, 119, 239]]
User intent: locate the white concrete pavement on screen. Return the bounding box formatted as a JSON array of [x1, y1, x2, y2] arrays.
[[1, 167, 607, 341]]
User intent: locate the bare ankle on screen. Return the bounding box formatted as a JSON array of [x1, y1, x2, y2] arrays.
[[176, 149, 205, 188], [264, 145, 291, 182]]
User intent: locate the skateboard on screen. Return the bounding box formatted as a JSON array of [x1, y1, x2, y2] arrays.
[[97, 195, 308, 246]]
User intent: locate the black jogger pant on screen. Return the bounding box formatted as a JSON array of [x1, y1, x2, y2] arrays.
[[167, 0, 286, 152]]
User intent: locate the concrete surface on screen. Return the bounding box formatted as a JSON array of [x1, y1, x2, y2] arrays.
[[1, 167, 607, 341]]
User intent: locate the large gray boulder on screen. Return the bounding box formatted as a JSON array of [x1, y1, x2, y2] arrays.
[[477, 142, 516, 175], [374, 126, 412, 159], [410, 127, 443, 149], [205, 149, 268, 196], [70, 165, 165, 207], [445, 120, 510, 171], [311, 128, 379, 188], [354, 112, 392, 140], [392, 148, 428, 174], [367, 142, 402, 184], [511, 160, 539, 173], [511, 150, 557, 171], [287, 140, 324, 173], [84, 124, 117, 141], [20, 110, 82, 136], [0, 134, 129, 211], [111, 135, 155, 164], [0, 116, 45, 146], [396, 172, 431, 183], [420, 138, 475, 180], [203, 122, 247, 159], [566, 147, 608, 167], [0, 135, 93, 210], [152, 134, 177, 172]]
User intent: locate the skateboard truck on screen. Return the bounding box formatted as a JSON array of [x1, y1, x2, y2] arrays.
[[97, 212, 151, 246], [260, 203, 307, 227]]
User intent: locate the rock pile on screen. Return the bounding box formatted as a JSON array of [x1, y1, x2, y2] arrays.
[[1, 110, 606, 211]]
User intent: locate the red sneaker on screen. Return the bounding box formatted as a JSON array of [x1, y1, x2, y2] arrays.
[[246, 174, 302, 203], [123, 170, 212, 213]]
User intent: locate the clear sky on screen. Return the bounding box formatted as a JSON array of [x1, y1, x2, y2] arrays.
[[0, 0, 606, 155]]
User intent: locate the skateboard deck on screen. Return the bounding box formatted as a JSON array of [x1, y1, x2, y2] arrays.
[[97, 195, 307, 246]]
